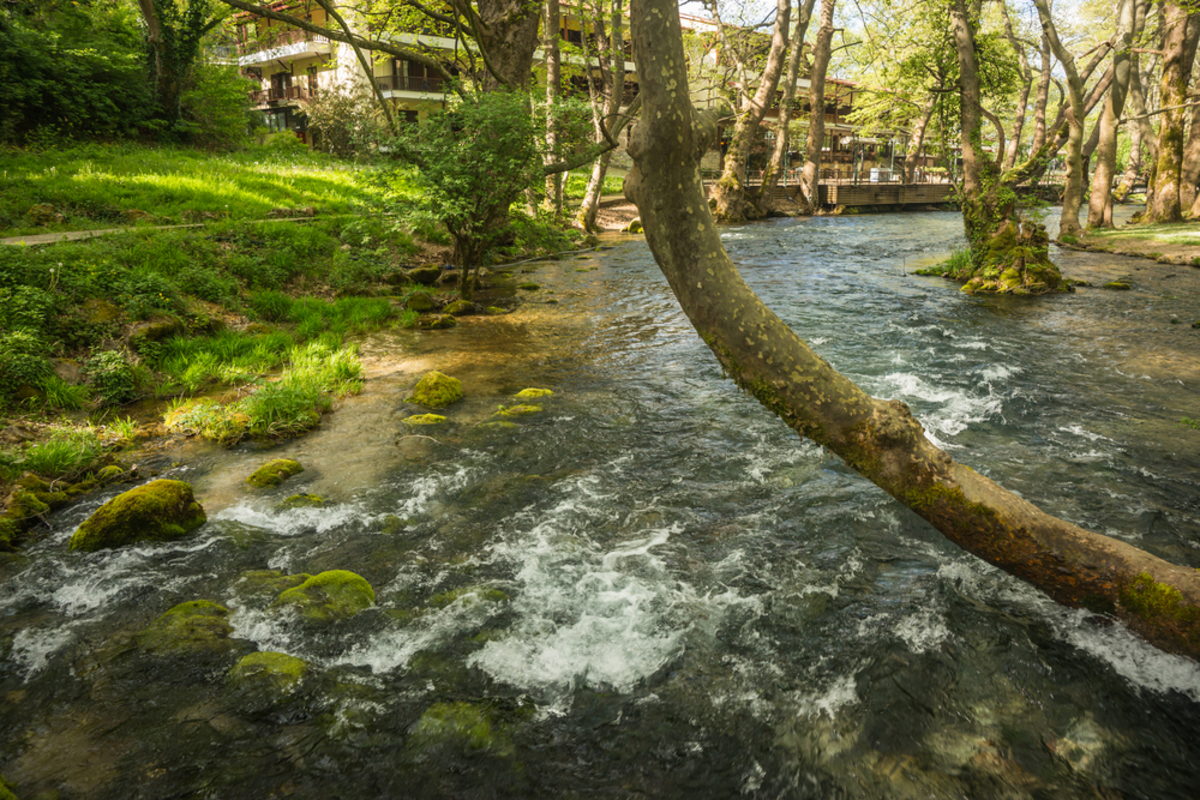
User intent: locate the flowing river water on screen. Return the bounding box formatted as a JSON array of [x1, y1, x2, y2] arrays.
[[3, 209, 1200, 798]]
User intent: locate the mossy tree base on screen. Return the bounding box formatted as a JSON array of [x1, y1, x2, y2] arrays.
[[951, 220, 1068, 295]]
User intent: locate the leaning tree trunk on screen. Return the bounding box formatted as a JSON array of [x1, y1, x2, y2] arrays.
[[755, 0, 817, 215], [626, 0, 1200, 662], [1145, 1, 1200, 223], [1087, 0, 1136, 228], [1001, 2, 1034, 172], [710, 0, 791, 223], [1033, 0, 1086, 239], [796, 0, 836, 214]]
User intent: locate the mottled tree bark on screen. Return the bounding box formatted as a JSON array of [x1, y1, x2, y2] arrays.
[[711, 0, 791, 222], [756, 0, 817, 215], [1001, 2, 1034, 172], [625, 0, 1200, 663], [543, 0, 563, 215], [1087, 0, 1136, 228], [1180, 101, 1200, 213], [902, 95, 937, 184], [1033, 0, 1087, 239], [1145, 1, 1200, 223], [796, 0, 835, 214]]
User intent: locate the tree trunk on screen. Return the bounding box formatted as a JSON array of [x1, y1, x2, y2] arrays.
[[472, 0, 542, 90], [1145, 1, 1200, 223], [577, 0, 626, 231], [902, 95, 937, 184], [543, 0, 563, 216], [1180, 101, 1200, 212], [1029, 32, 1053, 156], [1001, 2, 1034, 172], [796, 0, 835, 214], [1087, 0, 1136, 228], [710, 0, 791, 223], [1033, 0, 1086, 239], [755, 0, 817, 215], [952, 0, 1062, 293], [625, 0, 1200, 663]]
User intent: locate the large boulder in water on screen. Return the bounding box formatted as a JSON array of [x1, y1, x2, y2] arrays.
[[272, 570, 375, 622], [407, 371, 463, 408], [69, 479, 206, 552], [135, 600, 234, 655]]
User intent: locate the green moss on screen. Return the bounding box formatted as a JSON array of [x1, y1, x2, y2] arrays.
[[68, 479, 206, 552], [514, 388, 553, 399], [429, 586, 509, 608], [246, 458, 304, 488], [1120, 572, 1199, 629], [517, 283, 541, 291], [136, 600, 233, 654], [97, 465, 125, 481], [474, 421, 519, 432], [410, 702, 512, 755], [228, 651, 308, 694], [403, 414, 447, 426], [273, 569, 375, 622], [0, 772, 16, 800], [443, 300, 476, 316], [407, 370, 463, 408], [236, 569, 312, 599], [486, 306, 509, 315], [494, 404, 542, 417], [1103, 281, 1132, 290], [274, 493, 330, 510]]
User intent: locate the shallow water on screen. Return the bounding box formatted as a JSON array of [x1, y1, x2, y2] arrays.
[[3, 208, 1200, 799]]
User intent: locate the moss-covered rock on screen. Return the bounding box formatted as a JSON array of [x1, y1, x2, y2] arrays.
[[136, 600, 233, 655], [228, 651, 308, 694], [273, 570, 375, 622], [1103, 281, 1132, 290], [443, 300, 477, 316], [416, 313, 458, 330], [407, 266, 443, 285], [410, 702, 513, 756], [494, 404, 542, 417], [473, 421, 519, 433], [403, 414, 447, 426], [246, 458, 304, 489], [235, 569, 312, 600], [514, 388, 553, 399], [0, 772, 17, 800], [406, 292, 436, 312], [517, 283, 541, 291], [97, 465, 125, 481], [69, 480, 206, 552], [624, 217, 643, 234], [274, 493, 331, 511], [485, 306, 509, 315], [407, 371, 463, 408]]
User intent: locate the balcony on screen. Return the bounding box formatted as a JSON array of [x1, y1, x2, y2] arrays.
[[249, 86, 315, 107], [238, 29, 331, 66], [375, 75, 447, 95]]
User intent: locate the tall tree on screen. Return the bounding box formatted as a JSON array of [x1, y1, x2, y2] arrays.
[[795, 0, 835, 214], [575, 0, 629, 231], [625, 0, 1200, 663], [1144, 0, 1200, 223], [755, 0, 816, 214], [1086, 0, 1137, 228], [710, 0, 793, 222]]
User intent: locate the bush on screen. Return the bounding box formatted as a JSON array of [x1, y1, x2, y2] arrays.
[[86, 350, 138, 406], [0, 330, 53, 404], [306, 84, 388, 157]]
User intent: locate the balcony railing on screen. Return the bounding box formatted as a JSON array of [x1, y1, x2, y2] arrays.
[[239, 29, 329, 55], [376, 75, 446, 93], [250, 86, 315, 104]]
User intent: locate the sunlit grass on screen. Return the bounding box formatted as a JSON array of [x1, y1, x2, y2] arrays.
[[1087, 221, 1200, 246]]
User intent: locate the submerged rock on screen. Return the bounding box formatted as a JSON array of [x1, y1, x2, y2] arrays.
[[407, 266, 443, 285], [274, 493, 330, 511], [136, 600, 233, 655], [228, 651, 308, 695], [407, 371, 463, 408], [69, 480, 206, 552], [235, 569, 312, 600], [273, 570, 375, 622], [416, 313, 458, 330], [443, 300, 476, 316], [410, 702, 513, 756], [1103, 281, 1132, 290], [403, 414, 447, 426], [473, 421, 519, 433], [246, 458, 304, 489], [514, 388, 553, 399], [494, 404, 542, 417]]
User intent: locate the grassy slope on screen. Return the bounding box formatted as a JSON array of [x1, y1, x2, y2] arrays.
[[0, 141, 412, 236]]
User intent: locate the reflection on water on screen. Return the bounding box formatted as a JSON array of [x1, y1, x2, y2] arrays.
[[3, 210, 1200, 798]]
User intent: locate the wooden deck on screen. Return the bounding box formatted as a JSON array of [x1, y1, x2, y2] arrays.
[[817, 182, 955, 206]]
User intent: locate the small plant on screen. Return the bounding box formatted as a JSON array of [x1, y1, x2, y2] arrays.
[[1182, 417, 1200, 431], [0, 329, 53, 406], [86, 350, 138, 406], [18, 429, 105, 480]]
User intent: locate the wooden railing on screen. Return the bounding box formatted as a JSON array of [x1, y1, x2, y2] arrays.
[[239, 29, 329, 55]]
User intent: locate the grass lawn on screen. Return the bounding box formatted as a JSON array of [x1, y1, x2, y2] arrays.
[[1083, 221, 1200, 246], [0, 141, 421, 236]]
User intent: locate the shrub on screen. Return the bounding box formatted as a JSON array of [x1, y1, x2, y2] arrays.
[[86, 350, 138, 406], [0, 330, 53, 404]]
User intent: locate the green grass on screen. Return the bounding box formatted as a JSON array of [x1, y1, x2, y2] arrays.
[[0, 143, 424, 237], [562, 169, 625, 201], [1086, 221, 1200, 246]]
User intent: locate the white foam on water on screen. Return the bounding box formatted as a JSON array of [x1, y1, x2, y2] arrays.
[[937, 559, 1200, 701], [1059, 424, 1112, 442], [464, 517, 748, 711], [892, 605, 952, 654], [10, 623, 77, 677], [878, 371, 1002, 440], [980, 363, 1019, 383], [786, 673, 860, 720], [212, 501, 367, 536]]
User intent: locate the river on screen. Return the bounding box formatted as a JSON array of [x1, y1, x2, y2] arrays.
[[2, 209, 1200, 798]]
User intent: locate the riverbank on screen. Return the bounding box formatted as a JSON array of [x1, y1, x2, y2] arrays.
[[1061, 219, 1200, 267]]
